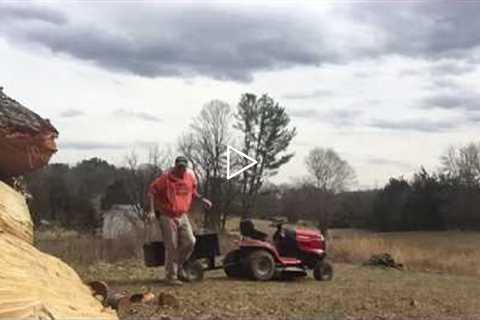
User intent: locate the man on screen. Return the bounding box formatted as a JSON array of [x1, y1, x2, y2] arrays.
[[148, 156, 212, 285]]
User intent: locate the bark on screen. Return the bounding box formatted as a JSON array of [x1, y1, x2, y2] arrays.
[[0, 87, 58, 178]]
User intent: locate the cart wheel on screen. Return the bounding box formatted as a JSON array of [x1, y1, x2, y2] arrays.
[[248, 250, 275, 281], [313, 260, 333, 281], [182, 260, 204, 282], [223, 250, 243, 278]]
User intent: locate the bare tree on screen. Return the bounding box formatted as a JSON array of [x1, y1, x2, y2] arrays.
[[305, 147, 356, 193], [178, 100, 236, 230], [123, 146, 171, 221], [441, 143, 480, 187], [304, 147, 356, 235]]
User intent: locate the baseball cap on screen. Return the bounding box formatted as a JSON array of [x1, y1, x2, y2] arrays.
[[175, 155, 188, 167]]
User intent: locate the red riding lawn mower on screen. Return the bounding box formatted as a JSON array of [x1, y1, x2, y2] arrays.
[[223, 219, 333, 281]]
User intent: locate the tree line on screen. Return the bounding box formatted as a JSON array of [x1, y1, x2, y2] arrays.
[[254, 143, 480, 232], [23, 92, 480, 233], [371, 143, 480, 231]]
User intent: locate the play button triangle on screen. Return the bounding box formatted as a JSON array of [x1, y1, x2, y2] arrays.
[[226, 145, 258, 180]]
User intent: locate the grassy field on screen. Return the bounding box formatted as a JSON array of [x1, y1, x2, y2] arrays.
[[76, 260, 480, 320], [35, 220, 480, 319], [329, 229, 480, 277]]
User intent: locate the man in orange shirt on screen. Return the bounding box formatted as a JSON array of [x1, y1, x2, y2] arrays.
[[148, 156, 212, 285]]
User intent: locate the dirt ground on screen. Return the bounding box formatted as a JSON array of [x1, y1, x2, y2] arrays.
[[35, 222, 480, 320], [77, 260, 480, 320]]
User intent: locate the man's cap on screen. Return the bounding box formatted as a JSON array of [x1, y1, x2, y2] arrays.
[[175, 155, 188, 167]]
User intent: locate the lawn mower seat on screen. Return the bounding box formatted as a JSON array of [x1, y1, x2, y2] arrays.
[[240, 219, 268, 241]]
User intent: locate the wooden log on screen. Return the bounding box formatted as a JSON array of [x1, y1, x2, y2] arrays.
[[0, 181, 117, 320], [0, 87, 58, 178], [0, 178, 33, 243], [88, 281, 157, 311]]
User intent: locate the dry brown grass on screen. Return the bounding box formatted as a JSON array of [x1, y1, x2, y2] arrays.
[[330, 231, 480, 277], [36, 219, 480, 279], [34, 227, 238, 267], [35, 232, 142, 265]]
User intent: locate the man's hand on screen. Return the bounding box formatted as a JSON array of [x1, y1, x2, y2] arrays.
[[147, 211, 156, 221], [201, 197, 212, 209]]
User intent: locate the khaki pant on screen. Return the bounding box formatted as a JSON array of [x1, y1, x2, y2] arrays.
[[158, 214, 196, 280]]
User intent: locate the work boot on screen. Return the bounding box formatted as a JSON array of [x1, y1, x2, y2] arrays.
[[178, 268, 189, 282], [165, 278, 183, 286]]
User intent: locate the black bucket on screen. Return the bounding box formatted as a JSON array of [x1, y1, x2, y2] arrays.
[[143, 241, 165, 267]]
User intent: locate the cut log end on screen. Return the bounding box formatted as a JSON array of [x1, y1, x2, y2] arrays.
[[0, 88, 58, 178]]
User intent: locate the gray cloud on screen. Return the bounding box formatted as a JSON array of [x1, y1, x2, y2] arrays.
[[0, 4, 333, 82], [467, 112, 480, 123], [60, 140, 163, 151], [427, 78, 461, 91], [289, 108, 319, 118], [113, 109, 162, 122], [366, 99, 382, 106], [326, 109, 363, 127], [366, 156, 414, 170], [351, 2, 480, 59], [422, 91, 480, 111], [60, 141, 125, 150], [282, 89, 332, 100], [398, 68, 423, 77], [59, 109, 84, 118], [293, 140, 312, 148], [353, 71, 370, 78], [290, 108, 361, 127], [429, 60, 476, 77], [369, 118, 457, 133], [0, 3, 67, 25], [1, 2, 480, 82], [134, 141, 161, 149]]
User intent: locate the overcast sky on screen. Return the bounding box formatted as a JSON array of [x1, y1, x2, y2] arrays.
[[1, 1, 479, 189]]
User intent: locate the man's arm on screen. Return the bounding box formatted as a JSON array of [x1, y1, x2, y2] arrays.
[[146, 193, 155, 221], [192, 189, 202, 200], [191, 174, 212, 209], [149, 193, 155, 211], [147, 176, 162, 220], [191, 173, 200, 199], [198, 193, 212, 209]]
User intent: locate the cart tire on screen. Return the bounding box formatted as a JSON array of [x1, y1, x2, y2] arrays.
[[223, 250, 243, 278], [247, 250, 275, 281], [313, 260, 333, 281], [182, 260, 204, 282]]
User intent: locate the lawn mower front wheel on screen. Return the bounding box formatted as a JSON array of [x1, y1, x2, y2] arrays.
[[313, 260, 333, 281], [182, 260, 204, 282], [247, 250, 276, 281], [223, 250, 245, 278]]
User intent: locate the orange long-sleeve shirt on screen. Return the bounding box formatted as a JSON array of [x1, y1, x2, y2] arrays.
[[148, 169, 199, 218]]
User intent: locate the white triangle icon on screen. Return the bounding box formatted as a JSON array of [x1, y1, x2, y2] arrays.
[[226, 145, 258, 180]]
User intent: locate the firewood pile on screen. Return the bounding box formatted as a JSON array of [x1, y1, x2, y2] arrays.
[[0, 90, 117, 320], [88, 281, 164, 310], [0, 87, 58, 179], [364, 253, 404, 270]]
